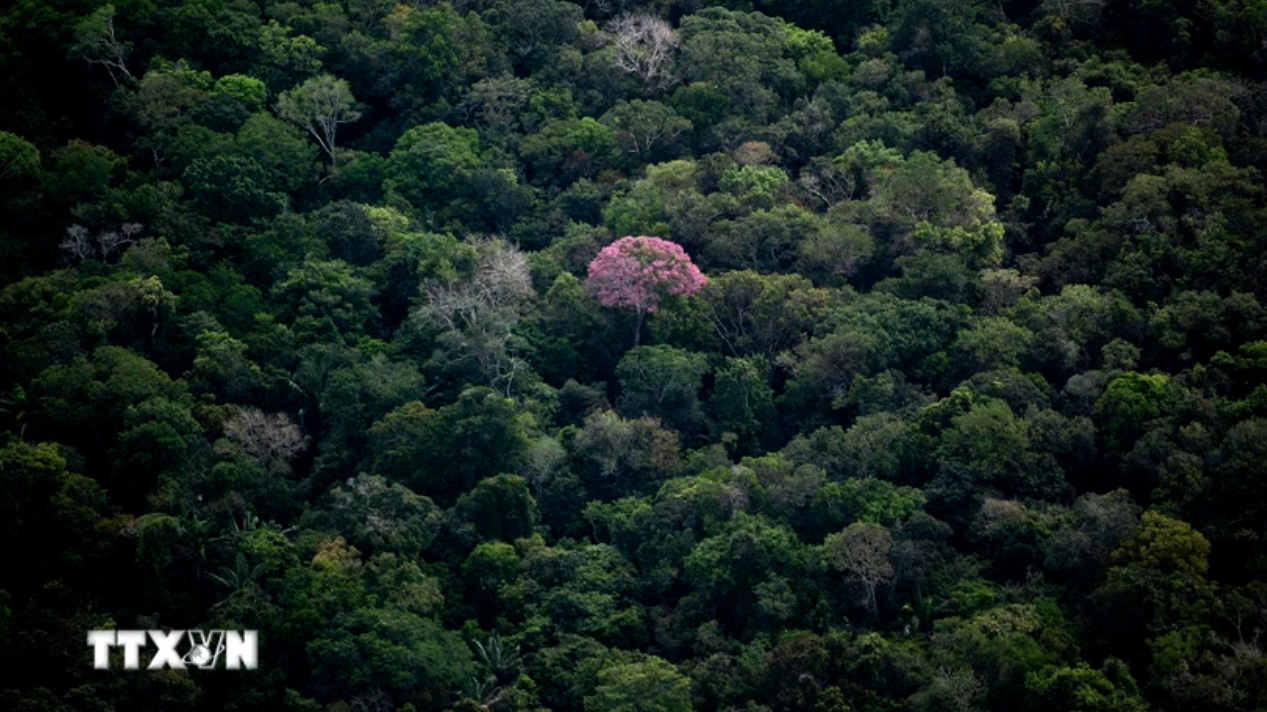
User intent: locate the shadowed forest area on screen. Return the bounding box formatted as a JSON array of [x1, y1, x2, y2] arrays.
[[3, 0, 1267, 710]]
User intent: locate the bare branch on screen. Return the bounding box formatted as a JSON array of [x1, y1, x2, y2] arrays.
[[276, 74, 362, 159], [606, 14, 679, 94], [71, 5, 135, 87], [223, 407, 309, 474]]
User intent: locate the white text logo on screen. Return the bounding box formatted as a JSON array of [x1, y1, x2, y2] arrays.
[[88, 630, 257, 670]]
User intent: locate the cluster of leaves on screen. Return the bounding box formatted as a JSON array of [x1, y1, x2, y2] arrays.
[[3, 1, 1267, 711], [585, 235, 707, 346]]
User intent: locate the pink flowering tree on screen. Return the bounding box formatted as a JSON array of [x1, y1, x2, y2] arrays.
[[585, 235, 707, 346]]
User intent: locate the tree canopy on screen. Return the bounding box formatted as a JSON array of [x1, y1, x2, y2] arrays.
[[2, 1, 1267, 711]]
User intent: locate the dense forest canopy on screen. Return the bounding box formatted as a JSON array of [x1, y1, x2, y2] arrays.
[[3, 0, 1267, 710]]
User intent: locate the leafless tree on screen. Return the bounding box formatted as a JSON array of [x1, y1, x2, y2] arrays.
[[60, 222, 142, 262], [922, 668, 985, 712], [422, 243, 534, 332], [350, 688, 394, 712], [825, 522, 895, 612], [103, 222, 142, 256], [720, 480, 752, 515], [606, 14, 679, 93], [223, 407, 309, 474], [415, 241, 535, 395], [60, 225, 95, 262]]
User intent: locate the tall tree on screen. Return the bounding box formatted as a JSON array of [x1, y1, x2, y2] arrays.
[[606, 14, 680, 94], [276, 74, 361, 160], [824, 521, 895, 612], [585, 235, 707, 346]]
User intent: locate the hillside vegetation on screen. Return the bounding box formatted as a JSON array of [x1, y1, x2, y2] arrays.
[[2, 1, 1267, 711]]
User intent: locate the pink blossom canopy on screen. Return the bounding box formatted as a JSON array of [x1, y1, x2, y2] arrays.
[[585, 235, 707, 314]]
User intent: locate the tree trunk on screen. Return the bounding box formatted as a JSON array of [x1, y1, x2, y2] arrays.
[[633, 308, 645, 348]]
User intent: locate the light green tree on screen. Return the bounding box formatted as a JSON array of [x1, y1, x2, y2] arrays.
[[276, 74, 361, 160], [585, 656, 693, 712]]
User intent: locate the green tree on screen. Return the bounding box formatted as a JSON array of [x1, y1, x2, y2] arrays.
[[386, 121, 483, 206], [520, 117, 616, 187], [321, 474, 443, 557], [573, 410, 681, 496], [601, 100, 692, 163], [234, 112, 320, 192], [684, 512, 808, 621], [273, 256, 377, 338], [368, 388, 529, 503], [888, 0, 995, 78], [1025, 659, 1148, 712], [251, 20, 325, 91], [385, 122, 529, 230], [70, 4, 135, 87], [953, 316, 1034, 372], [586, 656, 693, 712], [0, 131, 40, 185], [1093, 510, 1213, 654], [698, 270, 831, 358], [276, 74, 361, 160], [708, 355, 778, 454], [462, 540, 522, 619], [307, 605, 473, 703], [1094, 372, 1175, 453], [0, 441, 109, 590], [678, 8, 822, 124], [868, 150, 1004, 267], [454, 473, 540, 542], [616, 345, 709, 433], [182, 155, 286, 222]]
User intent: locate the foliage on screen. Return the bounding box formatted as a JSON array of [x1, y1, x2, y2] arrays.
[[276, 74, 361, 160], [2, 0, 1266, 709], [585, 235, 707, 345]]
